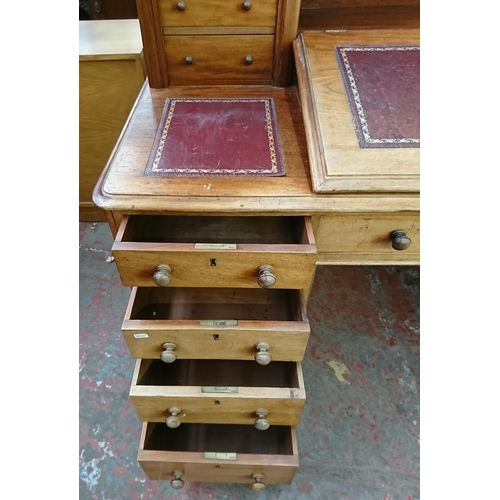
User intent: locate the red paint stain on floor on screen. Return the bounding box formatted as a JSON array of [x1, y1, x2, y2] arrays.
[[298, 479, 314, 493]]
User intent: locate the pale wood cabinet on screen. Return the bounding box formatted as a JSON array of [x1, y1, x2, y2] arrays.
[[79, 20, 146, 221]]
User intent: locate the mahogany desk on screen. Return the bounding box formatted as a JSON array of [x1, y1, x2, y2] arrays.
[[92, 27, 419, 489]]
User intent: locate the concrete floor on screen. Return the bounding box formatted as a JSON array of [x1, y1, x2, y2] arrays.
[[79, 221, 420, 499]]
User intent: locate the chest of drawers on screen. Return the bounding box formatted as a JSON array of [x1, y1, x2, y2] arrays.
[[109, 211, 315, 489]]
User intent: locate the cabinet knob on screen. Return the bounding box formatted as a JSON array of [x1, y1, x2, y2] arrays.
[[161, 342, 178, 363], [166, 407, 182, 428], [254, 342, 271, 365], [170, 470, 185, 489], [242, 1, 252, 10], [257, 265, 276, 288], [389, 230, 412, 251], [244, 54, 253, 65], [184, 55, 193, 65], [153, 264, 172, 286], [251, 473, 265, 492], [254, 408, 270, 430], [176, 1, 186, 10]]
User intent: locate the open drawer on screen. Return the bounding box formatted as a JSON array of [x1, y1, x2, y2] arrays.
[[121, 287, 310, 362], [112, 215, 316, 289], [130, 359, 305, 427], [138, 422, 299, 490]]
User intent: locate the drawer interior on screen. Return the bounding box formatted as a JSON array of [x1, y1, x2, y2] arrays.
[[121, 215, 308, 244], [130, 287, 304, 321], [144, 422, 295, 455], [137, 359, 300, 388]]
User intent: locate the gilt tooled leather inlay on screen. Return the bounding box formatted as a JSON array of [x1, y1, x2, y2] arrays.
[[144, 98, 286, 177], [334, 45, 420, 148]]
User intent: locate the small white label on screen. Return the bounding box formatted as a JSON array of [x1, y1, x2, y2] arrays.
[[133, 333, 149, 339]]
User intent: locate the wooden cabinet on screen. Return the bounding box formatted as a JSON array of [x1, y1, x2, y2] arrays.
[[136, 0, 301, 88], [79, 20, 146, 221]]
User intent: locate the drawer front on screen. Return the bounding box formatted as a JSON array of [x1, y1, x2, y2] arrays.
[[164, 35, 275, 85], [122, 287, 310, 361], [158, 0, 278, 28], [113, 215, 317, 289], [130, 359, 306, 426], [315, 213, 420, 265], [138, 422, 299, 486]]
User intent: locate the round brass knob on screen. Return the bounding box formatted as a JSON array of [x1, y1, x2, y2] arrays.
[[251, 473, 265, 492], [171, 470, 185, 489], [161, 342, 178, 363], [184, 55, 193, 65], [153, 264, 172, 286], [254, 342, 271, 365], [244, 55, 253, 65], [254, 408, 270, 430], [242, 0, 252, 10], [166, 407, 182, 428], [389, 230, 412, 251], [257, 265, 276, 288], [176, 1, 186, 10]]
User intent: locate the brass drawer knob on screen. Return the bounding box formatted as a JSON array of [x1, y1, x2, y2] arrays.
[[176, 1, 186, 10], [184, 55, 193, 65], [254, 342, 271, 365], [254, 408, 270, 430], [170, 470, 185, 489], [389, 230, 412, 251], [257, 265, 276, 288], [153, 264, 172, 286], [252, 473, 265, 492], [244, 54, 253, 65], [242, 0, 252, 10], [161, 342, 178, 363], [166, 407, 182, 428]]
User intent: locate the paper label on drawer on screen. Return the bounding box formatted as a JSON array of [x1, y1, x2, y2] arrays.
[[201, 386, 238, 394], [203, 452, 237, 461], [194, 243, 237, 250], [199, 320, 238, 327], [133, 333, 149, 339]]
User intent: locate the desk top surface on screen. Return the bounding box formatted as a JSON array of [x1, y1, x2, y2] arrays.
[[92, 29, 419, 216], [79, 20, 143, 61]]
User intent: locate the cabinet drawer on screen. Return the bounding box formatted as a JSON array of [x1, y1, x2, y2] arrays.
[[138, 422, 298, 488], [112, 215, 317, 289], [315, 214, 420, 265], [164, 35, 274, 85], [130, 359, 305, 426], [158, 0, 278, 29], [122, 287, 310, 361]]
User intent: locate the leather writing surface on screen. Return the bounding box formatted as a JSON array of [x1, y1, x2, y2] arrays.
[[334, 45, 420, 148], [145, 98, 286, 177]]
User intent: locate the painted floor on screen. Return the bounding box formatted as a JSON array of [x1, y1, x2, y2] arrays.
[[79, 221, 420, 500]]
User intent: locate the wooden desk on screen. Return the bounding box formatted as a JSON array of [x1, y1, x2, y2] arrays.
[[79, 19, 146, 221], [91, 23, 419, 490]]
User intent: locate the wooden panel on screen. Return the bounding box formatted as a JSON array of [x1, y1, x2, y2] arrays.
[[164, 35, 274, 85], [129, 359, 305, 424], [79, 59, 145, 221], [315, 213, 419, 264], [299, 4, 420, 30], [158, 0, 278, 27], [138, 423, 298, 484]]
